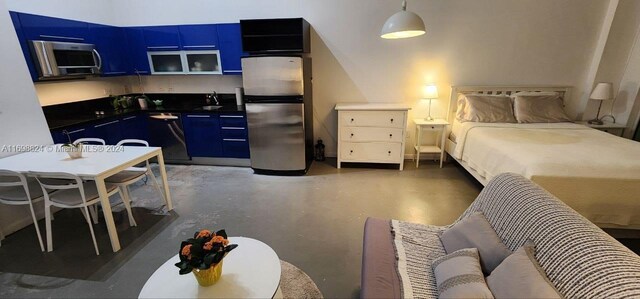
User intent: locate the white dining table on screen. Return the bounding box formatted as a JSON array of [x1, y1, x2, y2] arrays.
[[0, 145, 173, 252]]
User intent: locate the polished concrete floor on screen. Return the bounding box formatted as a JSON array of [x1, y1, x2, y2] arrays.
[[3, 159, 637, 298], [0, 159, 482, 298]]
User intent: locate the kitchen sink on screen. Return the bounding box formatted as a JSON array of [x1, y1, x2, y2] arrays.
[[202, 105, 223, 110]]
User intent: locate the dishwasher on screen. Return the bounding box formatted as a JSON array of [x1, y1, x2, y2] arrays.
[[148, 113, 191, 163]]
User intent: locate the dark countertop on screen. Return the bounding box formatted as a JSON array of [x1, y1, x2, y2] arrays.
[[44, 93, 245, 130]]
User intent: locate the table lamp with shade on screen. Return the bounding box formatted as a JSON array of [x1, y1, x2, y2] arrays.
[[422, 85, 438, 121], [588, 82, 614, 125]]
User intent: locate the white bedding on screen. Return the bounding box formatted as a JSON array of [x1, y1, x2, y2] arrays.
[[451, 122, 640, 182]]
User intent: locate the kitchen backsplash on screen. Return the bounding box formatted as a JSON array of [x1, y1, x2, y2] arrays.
[[36, 77, 129, 106], [35, 75, 243, 107]]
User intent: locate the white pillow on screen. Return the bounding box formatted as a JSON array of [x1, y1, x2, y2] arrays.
[[456, 94, 517, 123], [513, 95, 572, 123]]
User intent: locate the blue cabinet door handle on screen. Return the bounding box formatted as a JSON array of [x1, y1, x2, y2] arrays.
[[39, 34, 84, 41]]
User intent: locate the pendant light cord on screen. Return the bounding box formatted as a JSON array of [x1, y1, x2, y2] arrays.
[[402, 0, 407, 11]]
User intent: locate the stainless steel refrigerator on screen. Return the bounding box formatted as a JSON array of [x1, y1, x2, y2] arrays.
[[242, 56, 313, 175]]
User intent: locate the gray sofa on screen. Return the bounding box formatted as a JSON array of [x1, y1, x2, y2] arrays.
[[361, 173, 640, 298]]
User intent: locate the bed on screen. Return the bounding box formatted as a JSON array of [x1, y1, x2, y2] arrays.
[[445, 86, 640, 229]]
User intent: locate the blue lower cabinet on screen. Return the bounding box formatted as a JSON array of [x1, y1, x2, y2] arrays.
[[51, 130, 67, 144], [221, 139, 250, 158], [51, 125, 94, 144], [120, 114, 149, 142], [91, 119, 123, 145], [182, 114, 223, 157], [218, 113, 249, 158]]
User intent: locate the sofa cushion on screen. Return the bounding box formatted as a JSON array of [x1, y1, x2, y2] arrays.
[[486, 241, 561, 299], [439, 212, 511, 274], [432, 248, 494, 299]]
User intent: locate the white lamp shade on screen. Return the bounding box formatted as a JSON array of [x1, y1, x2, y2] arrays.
[[381, 10, 426, 39], [590, 82, 614, 101], [422, 85, 438, 99]]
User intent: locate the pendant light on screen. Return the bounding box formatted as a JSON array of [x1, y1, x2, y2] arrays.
[[380, 0, 426, 39]]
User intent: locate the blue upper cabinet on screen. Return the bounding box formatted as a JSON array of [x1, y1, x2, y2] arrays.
[[10, 12, 242, 77], [10, 12, 38, 81], [179, 24, 218, 50], [88, 24, 130, 76], [217, 23, 243, 75], [124, 27, 151, 74], [143, 26, 181, 51], [19, 12, 89, 42]]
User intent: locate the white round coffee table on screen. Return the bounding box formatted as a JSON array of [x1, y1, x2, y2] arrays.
[[139, 237, 282, 298]]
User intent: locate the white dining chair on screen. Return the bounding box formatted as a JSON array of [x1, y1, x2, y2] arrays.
[[105, 139, 166, 227], [73, 138, 106, 145], [0, 170, 47, 251], [31, 172, 131, 255]]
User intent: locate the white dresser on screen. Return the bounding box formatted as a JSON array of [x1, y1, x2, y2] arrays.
[[335, 103, 411, 170]]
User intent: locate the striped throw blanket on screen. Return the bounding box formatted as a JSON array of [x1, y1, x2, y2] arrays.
[[392, 173, 640, 299]]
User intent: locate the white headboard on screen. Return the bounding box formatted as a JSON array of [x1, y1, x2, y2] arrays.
[[447, 85, 572, 123]]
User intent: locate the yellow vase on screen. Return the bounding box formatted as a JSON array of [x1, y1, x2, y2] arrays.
[[192, 261, 223, 287]]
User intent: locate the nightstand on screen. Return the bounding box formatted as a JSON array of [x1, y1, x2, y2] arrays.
[[413, 119, 448, 168], [576, 121, 626, 137]]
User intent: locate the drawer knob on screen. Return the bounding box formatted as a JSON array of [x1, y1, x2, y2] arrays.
[[388, 151, 392, 155], [350, 150, 353, 154], [350, 133, 354, 137], [431, 126, 435, 129], [351, 118, 354, 122], [389, 134, 393, 138], [390, 118, 394, 123]]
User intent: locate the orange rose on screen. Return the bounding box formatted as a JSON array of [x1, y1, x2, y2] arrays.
[[212, 236, 226, 244], [181, 244, 192, 257], [196, 230, 212, 239]]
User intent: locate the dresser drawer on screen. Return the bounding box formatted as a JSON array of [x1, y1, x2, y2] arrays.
[[340, 127, 403, 142], [340, 142, 402, 162], [340, 111, 405, 128]]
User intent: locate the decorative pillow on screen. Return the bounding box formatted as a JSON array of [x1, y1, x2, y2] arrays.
[[486, 242, 562, 299], [513, 95, 572, 123], [432, 248, 495, 299], [456, 94, 516, 123], [439, 212, 512, 274]]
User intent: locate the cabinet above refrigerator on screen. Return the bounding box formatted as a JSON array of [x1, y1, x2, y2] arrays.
[[240, 18, 310, 54]]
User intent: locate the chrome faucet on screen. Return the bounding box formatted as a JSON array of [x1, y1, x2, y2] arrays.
[[205, 91, 220, 105]]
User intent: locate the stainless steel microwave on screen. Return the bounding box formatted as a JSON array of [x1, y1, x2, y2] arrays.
[[29, 40, 102, 80]]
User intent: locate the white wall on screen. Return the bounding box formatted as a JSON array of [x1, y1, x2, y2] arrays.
[[589, 0, 640, 130], [0, 0, 54, 236], [112, 0, 609, 156], [5, 0, 115, 25], [4, 0, 614, 156]]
